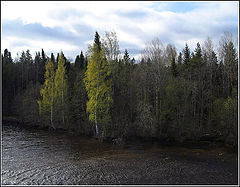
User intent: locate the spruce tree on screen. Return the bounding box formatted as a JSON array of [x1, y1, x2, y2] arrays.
[[79, 51, 85, 70], [75, 51, 85, 71], [94, 31, 101, 52], [171, 56, 178, 77], [74, 55, 80, 70], [183, 43, 190, 66], [123, 49, 130, 64], [50, 53, 56, 70], [225, 41, 238, 97], [177, 52, 183, 76], [39, 49, 47, 84]]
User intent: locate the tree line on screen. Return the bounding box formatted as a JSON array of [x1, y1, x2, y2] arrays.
[[2, 31, 238, 148]]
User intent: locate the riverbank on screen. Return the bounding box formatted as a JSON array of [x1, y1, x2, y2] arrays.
[[2, 116, 237, 155], [2, 116, 238, 157]]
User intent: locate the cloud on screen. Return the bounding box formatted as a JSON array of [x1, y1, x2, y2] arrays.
[[1, 1, 238, 61], [2, 20, 75, 41], [2, 19, 95, 59], [117, 9, 148, 19]]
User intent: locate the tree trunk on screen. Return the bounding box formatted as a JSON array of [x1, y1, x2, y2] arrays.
[[178, 104, 181, 138], [95, 81, 99, 138], [51, 90, 55, 129], [95, 65, 100, 138], [62, 70, 65, 127], [36, 63, 38, 84], [21, 62, 24, 91], [155, 79, 158, 118], [62, 86, 65, 126], [51, 75, 55, 130], [51, 101, 55, 129], [95, 107, 99, 137]]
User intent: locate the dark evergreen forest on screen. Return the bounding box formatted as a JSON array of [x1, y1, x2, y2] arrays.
[[2, 31, 238, 149]]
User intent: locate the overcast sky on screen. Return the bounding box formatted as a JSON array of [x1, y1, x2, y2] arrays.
[[1, 1, 239, 61]]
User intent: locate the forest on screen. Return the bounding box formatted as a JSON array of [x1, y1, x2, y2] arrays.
[[2, 31, 238, 149]]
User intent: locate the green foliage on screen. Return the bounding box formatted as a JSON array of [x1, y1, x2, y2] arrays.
[[2, 31, 238, 149], [39, 49, 47, 84], [37, 60, 55, 127], [94, 31, 101, 52], [170, 56, 178, 77], [50, 53, 57, 70], [54, 51, 68, 127], [190, 42, 203, 69], [14, 81, 41, 125], [123, 49, 130, 64], [225, 41, 238, 96], [75, 51, 86, 72], [67, 67, 90, 134], [212, 95, 237, 148], [183, 43, 190, 66], [2, 49, 15, 115], [110, 58, 133, 138], [160, 77, 187, 141], [84, 32, 113, 137]]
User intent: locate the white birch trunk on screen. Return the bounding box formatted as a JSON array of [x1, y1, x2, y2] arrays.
[[95, 64, 100, 138], [95, 106, 99, 137], [51, 101, 54, 129], [51, 75, 55, 130], [62, 69, 65, 126], [62, 81, 64, 125]]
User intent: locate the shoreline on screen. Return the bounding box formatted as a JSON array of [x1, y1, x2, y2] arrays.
[[2, 116, 237, 162]]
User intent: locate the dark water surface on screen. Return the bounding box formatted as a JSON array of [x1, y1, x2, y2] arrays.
[[1, 123, 238, 185]]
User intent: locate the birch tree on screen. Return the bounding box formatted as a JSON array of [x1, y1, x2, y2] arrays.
[[38, 59, 55, 128], [142, 38, 168, 121], [84, 32, 113, 138], [54, 51, 68, 127]]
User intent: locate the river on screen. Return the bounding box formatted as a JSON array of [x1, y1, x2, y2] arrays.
[[1, 122, 238, 185]]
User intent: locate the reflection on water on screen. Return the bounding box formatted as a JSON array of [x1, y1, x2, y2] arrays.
[[2, 123, 117, 185], [1, 123, 238, 185]]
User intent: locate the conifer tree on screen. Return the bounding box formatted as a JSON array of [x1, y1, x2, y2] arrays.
[[123, 49, 130, 64], [50, 53, 57, 70], [79, 51, 85, 70], [39, 49, 47, 84], [177, 52, 182, 65], [224, 41, 238, 97], [75, 51, 85, 71], [177, 52, 183, 76], [74, 55, 80, 70], [183, 43, 191, 66], [171, 56, 178, 77]]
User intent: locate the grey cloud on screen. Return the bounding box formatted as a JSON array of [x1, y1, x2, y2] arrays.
[[2, 19, 96, 49], [73, 24, 95, 41], [2, 2, 238, 60], [163, 14, 238, 51], [2, 19, 76, 41], [117, 10, 148, 19]]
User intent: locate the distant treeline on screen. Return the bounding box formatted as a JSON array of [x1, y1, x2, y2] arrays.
[[2, 31, 238, 148]]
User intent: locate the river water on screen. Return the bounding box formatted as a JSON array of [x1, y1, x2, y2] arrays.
[[1, 123, 238, 185]]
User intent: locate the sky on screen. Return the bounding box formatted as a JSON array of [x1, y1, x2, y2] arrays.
[[1, 1, 239, 61]]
